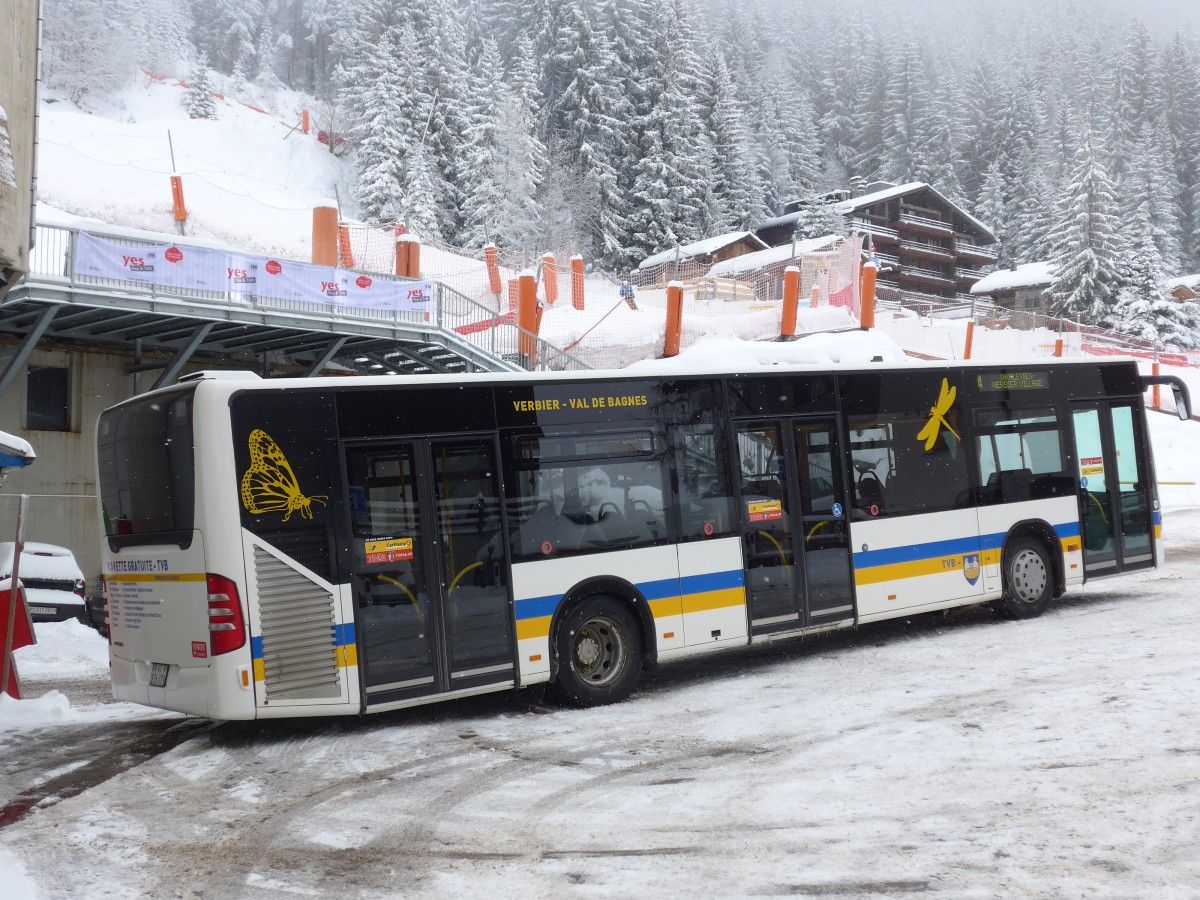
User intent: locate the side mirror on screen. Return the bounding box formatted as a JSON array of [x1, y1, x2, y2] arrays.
[[1173, 383, 1191, 421]]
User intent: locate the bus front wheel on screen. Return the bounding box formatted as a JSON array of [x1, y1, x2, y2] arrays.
[[551, 597, 643, 707], [994, 537, 1053, 620]]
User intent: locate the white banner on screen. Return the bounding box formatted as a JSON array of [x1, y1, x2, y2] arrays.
[[73, 233, 435, 312]]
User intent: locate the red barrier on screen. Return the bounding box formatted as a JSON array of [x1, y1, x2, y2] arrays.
[[2, 586, 36, 699]]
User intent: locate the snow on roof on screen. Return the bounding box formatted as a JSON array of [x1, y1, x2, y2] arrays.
[[1167, 273, 1200, 291], [707, 235, 841, 277], [638, 231, 767, 270], [0, 429, 35, 462], [0, 542, 84, 582], [970, 261, 1054, 294], [834, 181, 997, 243]]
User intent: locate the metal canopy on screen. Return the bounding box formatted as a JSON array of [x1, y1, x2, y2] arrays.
[[0, 285, 520, 387]]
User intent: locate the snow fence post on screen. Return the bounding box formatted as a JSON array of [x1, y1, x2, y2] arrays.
[[860, 258, 877, 330], [781, 265, 800, 339], [169, 175, 187, 225], [395, 234, 420, 279], [964, 320, 975, 360], [571, 255, 585, 310], [484, 244, 502, 296], [518, 270, 538, 368], [542, 253, 557, 305], [338, 222, 354, 268], [312, 203, 339, 266], [664, 280, 684, 357]]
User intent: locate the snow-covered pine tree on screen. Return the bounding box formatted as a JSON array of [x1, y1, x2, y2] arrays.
[[1162, 35, 1200, 272], [1046, 124, 1121, 323], [186, 54, 218, 120], [1110, 200, 1198, 348], [1118, 118, 1184, 277], [551, 0, 635, 268]]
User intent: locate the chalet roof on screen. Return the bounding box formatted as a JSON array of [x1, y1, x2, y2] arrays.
[[834, 181, 997, 244], [970, 261, 1054, 294], [707, 235, 841, 277], [638, 230, 769, 270], [1167, 273, 1200, 292]]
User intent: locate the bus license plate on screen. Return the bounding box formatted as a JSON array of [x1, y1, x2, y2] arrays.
[[149, 662, 169, 688]]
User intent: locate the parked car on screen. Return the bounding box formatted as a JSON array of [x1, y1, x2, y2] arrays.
[[83, 575, 108, 636], [0, 542, 87, 624]]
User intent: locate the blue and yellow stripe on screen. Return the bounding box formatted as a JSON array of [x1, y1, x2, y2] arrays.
[[514, 569, 746, 640], [854, 522, 1082, 586], [250, 622, 357, 682]]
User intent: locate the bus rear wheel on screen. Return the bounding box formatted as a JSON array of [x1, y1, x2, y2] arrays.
[[994, 537, 1053, 620], [551, 597, 643, 707]]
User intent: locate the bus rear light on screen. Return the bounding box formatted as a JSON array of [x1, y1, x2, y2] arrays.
[[207, 573, 246, 655]]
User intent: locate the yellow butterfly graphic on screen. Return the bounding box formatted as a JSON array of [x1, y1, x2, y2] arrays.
[[917, 378, 961, 451], [240, 429, 328, 521]]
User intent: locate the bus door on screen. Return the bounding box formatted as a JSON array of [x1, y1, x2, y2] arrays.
[[1070, 401, 1154, 577], [735, 417, 854, 634], [342, 437, 515, 707]]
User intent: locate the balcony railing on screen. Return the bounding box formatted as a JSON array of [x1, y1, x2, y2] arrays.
[[956, 267, 987, 281], [849, 219, 900, 240], [955, 240, 998, 260], [899, 264, 956, 284], [900, 239, 955, 259], [898, 211, 954, 233]]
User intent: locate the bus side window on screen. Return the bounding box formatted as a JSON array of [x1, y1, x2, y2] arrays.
[[672, 424, 735, 540], [974, 407, 1070, 505]]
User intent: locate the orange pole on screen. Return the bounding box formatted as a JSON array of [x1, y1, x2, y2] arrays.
[[312, 205, 338, 266], [781, 266, 800, 338], [394, 238, 409, 277], [302, 108, 310, 134], [571, 255, 585, 310], [518, 271, 538, 365], [484, 244, 502, 295], [664, 281, 684, 357], [1153, 362, 1161, 410], [963, 320, 975, 360], [170, 175, 187, 222], [407, 239, 421, 279], [860, 262, 877, 329], [508, 277, 519, 313], [542, 253, 557, 305], [1054, 338, 1064, 358], [337, 222, 354, 268]]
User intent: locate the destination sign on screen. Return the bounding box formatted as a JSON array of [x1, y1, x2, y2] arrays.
[[976, 371, 1050, 392]]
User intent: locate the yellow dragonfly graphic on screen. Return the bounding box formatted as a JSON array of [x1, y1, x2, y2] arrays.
[[917, 378, 961, 451]]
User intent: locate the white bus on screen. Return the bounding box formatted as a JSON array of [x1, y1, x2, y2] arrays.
[[96, 359, 1188, 719]]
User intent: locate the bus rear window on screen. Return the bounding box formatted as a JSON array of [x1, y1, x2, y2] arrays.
[[97, 390, 196, 548]]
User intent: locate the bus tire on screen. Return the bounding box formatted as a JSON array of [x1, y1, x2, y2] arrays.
[[550, 597, 643, 707], [994, 537, 1053, 620]]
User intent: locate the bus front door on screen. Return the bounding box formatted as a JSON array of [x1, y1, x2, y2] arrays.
[[1071, 402, 1155, 578], [343, 438, 515, 708], [735, 418, 854, 635]]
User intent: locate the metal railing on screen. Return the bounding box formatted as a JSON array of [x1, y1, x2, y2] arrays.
[[21, 224, 589, 372], [954, 240, 998, 260], [898, 211, 954, 233], [900, 239, 955, 259], [849, 219, 899, 240]]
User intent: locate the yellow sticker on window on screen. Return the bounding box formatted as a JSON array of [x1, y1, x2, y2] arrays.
[[747, 500, 783, 522], [365, 538, 414, 564]]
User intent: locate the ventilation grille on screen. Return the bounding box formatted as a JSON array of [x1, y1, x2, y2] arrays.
[[254, 547, 341, 701]]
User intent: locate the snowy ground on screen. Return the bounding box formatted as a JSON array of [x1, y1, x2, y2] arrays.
[[1, 413, 1197, 898]]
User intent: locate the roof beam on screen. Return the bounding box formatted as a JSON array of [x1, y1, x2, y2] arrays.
[[151, 323, 215, 389], [304, 337, 347, 376], [0, 305, 61, 402]]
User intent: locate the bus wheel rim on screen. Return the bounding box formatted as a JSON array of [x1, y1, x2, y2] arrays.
[[1011, 548, 1048, 603], [573, 616, 627, 686]]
